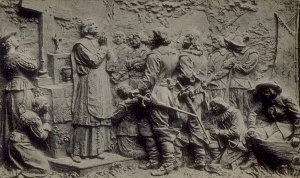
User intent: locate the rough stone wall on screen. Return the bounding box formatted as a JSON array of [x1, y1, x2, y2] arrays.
[[0, 0, 39, 88], [1, 0, 298, 97]]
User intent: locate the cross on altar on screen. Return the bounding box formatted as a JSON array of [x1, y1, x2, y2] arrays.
[[20, 0, 72, 85]]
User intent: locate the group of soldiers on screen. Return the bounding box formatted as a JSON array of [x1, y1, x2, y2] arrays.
[[69, 18, 300, 177]]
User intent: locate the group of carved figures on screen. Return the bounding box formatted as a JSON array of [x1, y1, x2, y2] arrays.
[[0, 17, 300, 177]]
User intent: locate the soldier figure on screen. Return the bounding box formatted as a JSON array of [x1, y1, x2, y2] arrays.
[[241, 82, 300, 170], [205, 35, 234, 101], [223, 34, 258, 126], [126, 32, 150, 89], [134, 27, 179, 176], [174, 30, 208, 170], [124, 33, 161, 169]]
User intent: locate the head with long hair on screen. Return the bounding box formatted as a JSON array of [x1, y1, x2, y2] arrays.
[[32, 95, 49, 114], [152, 27, 171, 49], [210, 97, 229, 115], [116, 83, 133, 100], [211, 35, 226, 50], [129, 32, 148, 48], [0, 31, 19, 55], [80, 18, 99, 37], [182, 29, 203, 51]]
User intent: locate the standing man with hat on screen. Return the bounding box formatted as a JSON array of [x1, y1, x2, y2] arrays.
[[204, 35, 234, 101], [223, 34, 258, 126]]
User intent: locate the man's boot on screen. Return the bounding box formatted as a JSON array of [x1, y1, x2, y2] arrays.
[[151, 163, 175, 176], [151, 140, 176, 176], [139, 160, 160, 170], [139, 137, 160, 170], [193, 145, 206, 171], [240, 152, 258, 170], [210, 148, 221, 164], [174, 145, 183, 170]]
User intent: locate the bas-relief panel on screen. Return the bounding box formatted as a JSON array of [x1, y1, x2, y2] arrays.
[[0, 0, 299, 177]]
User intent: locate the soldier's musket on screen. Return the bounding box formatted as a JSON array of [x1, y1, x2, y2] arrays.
[[130, 90, 211, 143], [176, 82, 211, 144], [131, 92, 199, 116]]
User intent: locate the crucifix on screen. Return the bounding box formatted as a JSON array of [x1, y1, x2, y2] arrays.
[[20, 0, 72, 86]]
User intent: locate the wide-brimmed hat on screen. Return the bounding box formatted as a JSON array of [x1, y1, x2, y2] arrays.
[[0, 31, 17, 44], [254, 81, 282, 94], [224, 34, 246, 47]]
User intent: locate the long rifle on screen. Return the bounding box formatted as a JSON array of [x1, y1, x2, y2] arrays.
[[131, 91, 211, 143]]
